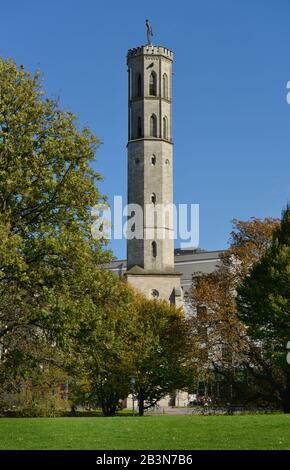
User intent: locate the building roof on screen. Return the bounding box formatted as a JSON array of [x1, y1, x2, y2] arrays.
[[107, 249, 225, 293]]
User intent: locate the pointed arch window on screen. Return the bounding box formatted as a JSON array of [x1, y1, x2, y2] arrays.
[[150, 114, 157, 137], [163, 73, 168, 99], [137, 73, 142, 97], [152, 241, 157, 258], [149, 71, 157, 96], [151, 193, 156, 205], [163, 116, 168, 140]]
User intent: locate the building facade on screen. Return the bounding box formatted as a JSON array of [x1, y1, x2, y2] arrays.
[[110, 249, 224, 295]]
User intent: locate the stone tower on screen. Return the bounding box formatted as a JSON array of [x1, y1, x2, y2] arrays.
[[125, 43, 182, 307]]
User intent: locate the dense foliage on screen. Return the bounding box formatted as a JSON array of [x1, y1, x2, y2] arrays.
[[0, 59, 193, 416], [237, 206, 290, 412], [188, 217, 283, 407]]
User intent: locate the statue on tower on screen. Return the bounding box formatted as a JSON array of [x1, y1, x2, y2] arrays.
[[146, 19, 153, 45]]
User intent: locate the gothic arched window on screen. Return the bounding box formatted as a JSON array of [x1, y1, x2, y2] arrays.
[[152, 241, 157, 258], [151, 155, 156, 165], [150, 114, 157, 137], [149, 71, 157, 96], [137, 73, 142, 97], [163, 73, 168, 99], [151, 193, 156, 204], [163, 116, 168, 140]]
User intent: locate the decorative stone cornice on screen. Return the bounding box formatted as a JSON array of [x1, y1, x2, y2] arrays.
[[127, 45, 173, 64]]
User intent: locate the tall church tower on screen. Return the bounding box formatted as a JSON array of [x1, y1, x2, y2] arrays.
[[125, 37, 182, 307]]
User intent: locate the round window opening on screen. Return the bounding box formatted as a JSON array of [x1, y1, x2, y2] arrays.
[[152, 289, 159, 299]]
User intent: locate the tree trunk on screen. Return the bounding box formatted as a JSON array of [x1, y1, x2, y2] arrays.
[[282, 368, 290, 414], [138, 396, 144, 416], [102, 402, 117, 417]]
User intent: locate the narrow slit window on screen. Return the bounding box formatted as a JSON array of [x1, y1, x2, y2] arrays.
[[137, 117, 142, 138], [163, 116, 168, 140], [137, 73, 142, 97], [150, 114, 157, 137], [163, 73, 168, 99], [149, 71, 157, 96]]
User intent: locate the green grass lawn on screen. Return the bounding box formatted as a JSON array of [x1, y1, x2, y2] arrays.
[[0, 414, 290, 450]]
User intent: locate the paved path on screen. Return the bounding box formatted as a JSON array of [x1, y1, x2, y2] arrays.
[[146, 406, 194, 415]]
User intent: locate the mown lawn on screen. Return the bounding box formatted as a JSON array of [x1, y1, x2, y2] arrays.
[[0, 414, 290, 450]]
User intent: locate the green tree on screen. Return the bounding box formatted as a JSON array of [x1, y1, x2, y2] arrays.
[[0, 57, 111, 399], [67, 278, 136, 417], [130, 295, 195, 416], [69, 291, 195, 417], [237, 206, 290, 412]]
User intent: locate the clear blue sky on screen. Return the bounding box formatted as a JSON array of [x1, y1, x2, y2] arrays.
[[1, 0, 290, 260]]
